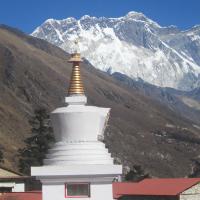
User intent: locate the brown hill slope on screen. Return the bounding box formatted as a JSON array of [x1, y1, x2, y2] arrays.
[[0, 25, 200, 177]]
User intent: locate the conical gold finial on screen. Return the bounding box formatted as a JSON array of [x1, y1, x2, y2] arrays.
[[67, 40, 85, 96]]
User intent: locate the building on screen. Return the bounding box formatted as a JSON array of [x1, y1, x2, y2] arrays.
[[31, 48, 122, 200], [0, 167, 28, 194], [113, 178, 200, 200], [0, 167, 40, 194]]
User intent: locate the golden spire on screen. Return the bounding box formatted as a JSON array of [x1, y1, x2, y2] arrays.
[[67, 40, 85, 96]]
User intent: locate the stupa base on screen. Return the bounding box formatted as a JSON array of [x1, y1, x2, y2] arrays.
[[31, 164, 122, 200]]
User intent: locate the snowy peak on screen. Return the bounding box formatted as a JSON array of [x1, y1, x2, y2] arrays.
[[80, 15, 98, 21], [31, 11, 200, 91], [124, 11, 160, 27], [126, 11, 144, 17], [124, 11, 148, 21]]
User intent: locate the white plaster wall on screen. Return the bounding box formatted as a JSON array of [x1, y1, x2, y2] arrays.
[[42, 182, 114, 200], [51, 106, 110, 142], [12, 183, 25, 192], [42, 183, 65, 200], [90, 183, 113, 200], [0, 182, 14, 188]]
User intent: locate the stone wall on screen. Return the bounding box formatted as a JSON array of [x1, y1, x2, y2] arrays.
[[180, 182, 200, 200]]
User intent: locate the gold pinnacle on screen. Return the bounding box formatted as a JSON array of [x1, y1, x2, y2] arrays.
[[67, 51, 85, 96]]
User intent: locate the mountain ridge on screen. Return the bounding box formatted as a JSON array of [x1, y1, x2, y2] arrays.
[[31, 11, 200, 91]]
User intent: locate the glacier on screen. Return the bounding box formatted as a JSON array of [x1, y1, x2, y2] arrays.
[[31, 11, 200, 91]]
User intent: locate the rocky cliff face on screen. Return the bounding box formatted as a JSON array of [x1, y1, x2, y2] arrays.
[[32, 11, 200, 91], [0, 25, 200, 177]]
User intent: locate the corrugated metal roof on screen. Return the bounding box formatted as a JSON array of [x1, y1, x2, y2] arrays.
[[0, 167, 22, 177], [0, 191, 42, 200], [113, 178, 200, 198]]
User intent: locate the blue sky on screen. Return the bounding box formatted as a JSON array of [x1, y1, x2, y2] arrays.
[[0, 0, 200, 33]]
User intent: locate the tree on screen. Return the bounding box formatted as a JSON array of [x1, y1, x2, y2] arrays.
[[0, 146, 4, 164], [188, 159, 200, 178], [18, 108, 54, 175], [125, 164, 150, 182]]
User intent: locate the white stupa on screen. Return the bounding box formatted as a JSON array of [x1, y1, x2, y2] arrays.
[[31, 45, 122, 200]]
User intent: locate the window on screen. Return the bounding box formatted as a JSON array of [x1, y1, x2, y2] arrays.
[[65, 183, 90, 198], [0, 187, 12, 193]]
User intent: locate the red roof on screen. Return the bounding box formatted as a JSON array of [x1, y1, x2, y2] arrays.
[[0, 191, 42, 200], [1, 178, 200, 199], [113, 178, 200, 199]]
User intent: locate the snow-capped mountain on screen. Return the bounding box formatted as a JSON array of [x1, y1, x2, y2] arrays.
[[31, 11, 200, 91]]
